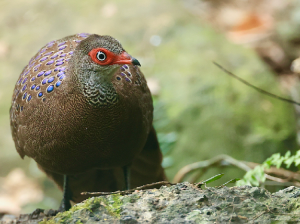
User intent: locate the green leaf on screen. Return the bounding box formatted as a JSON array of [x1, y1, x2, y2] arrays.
[[284, 156, 295, 168], [202, 173, 224, 184], [295, 158, 300, 166], [295, 150, 300, 157], [284, 151, 291, 159], [218, 178, 240, 188], [263, 158, 272, 169]]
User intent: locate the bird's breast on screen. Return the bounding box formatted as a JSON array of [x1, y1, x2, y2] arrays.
[[14, 66, 153, 174]]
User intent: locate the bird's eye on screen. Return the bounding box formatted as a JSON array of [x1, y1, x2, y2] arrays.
[[96, 51, 106, 61], [88, 48, 116, 65]]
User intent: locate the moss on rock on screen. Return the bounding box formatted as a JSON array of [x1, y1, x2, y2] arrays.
[[3, 183, 300, 223]]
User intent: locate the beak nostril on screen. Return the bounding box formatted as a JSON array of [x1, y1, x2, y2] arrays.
[[132, 58, 141, 66]]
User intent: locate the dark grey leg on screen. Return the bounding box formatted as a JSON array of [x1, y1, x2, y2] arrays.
[[58, 175, 72, 211], [123, 165, 131, 190]]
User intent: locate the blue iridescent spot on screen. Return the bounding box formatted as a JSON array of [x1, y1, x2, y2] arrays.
[[125, 77, 131, 82], [57, 71, 65, 77], [78, 33, 89, 38], [36, 86, 40, 90], [22, 78, 28, 84], [31, 84, 36, 90], [47, 85, 54, 93], [35, 54, 42, 60], [40, 48, 47, 53], [18, 78, 23, 84], [75, 40, 81, 43], [127, 71, 132, 76], [47, 41, 55, 48], [65, 58, 70, 62], [34, 64, 41, 71], [54, 67, 60, 72], [44, 51, 53, 56], [120, 67, 125, 71], [59, 67, 66, 71], [21, 106, 23, 111], [27, 95, 32, 102], [44, 70, 52, 76], [23, 71, 29, 76], [22, 84, 27, 91], [38, 92, 43, 97], [56, 81, 62, 87], [51, 54, 58, 59], [40, 57, 48, 62], [42, 78, 48, 85], [120, 72, 126, 77], [59, 75, 65, 80], [60, 53, 66, 57], [31, 77, 36, 81], [56, 61, 64, 66], [69, 51, 73, 55], [23, 92, 27, 99], [29, 61, 36, 68], [37, 71, 45, 77], [58, 45, 67, 50], [123, 65, 129, 69], [58, 41, 66, 47], [46, 60, 54, 65], [48, 77, 55, 83], [116, 76, 121, 80], [56, 58, 64, 62]]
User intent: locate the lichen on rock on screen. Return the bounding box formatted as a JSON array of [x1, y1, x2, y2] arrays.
[[2, 183, 300, 223]]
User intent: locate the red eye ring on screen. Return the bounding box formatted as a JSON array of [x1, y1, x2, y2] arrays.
[[88, 48, 114, 65], [88, 48, 133, 66]]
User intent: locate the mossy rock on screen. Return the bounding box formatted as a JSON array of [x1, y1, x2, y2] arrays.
[[3, 183, 300, 223]]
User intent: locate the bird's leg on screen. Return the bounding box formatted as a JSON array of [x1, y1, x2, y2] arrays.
[[123, 165, 131, 190], [58, 175, 72, 212], [29, 175, 71, 218]]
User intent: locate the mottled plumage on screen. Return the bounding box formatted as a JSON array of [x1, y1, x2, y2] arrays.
[[10, 33, 165, 208]]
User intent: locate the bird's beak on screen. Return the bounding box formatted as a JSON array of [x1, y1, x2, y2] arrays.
[[131, 58, 141, 66], [113, 52, 141, 66]]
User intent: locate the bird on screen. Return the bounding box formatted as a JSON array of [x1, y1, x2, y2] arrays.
[[10, 33, 166, 211]]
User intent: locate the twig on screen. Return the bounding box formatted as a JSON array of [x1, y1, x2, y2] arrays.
[[251, 211, 267, 222], [173, 154, 300, 187], [251, 204, 271, 222], [173, 154, 252, 183], [81, 181, 174, 196], [213, 62, 300, 106], [244, 161, 300, 182], [264, 174, 300, 187]]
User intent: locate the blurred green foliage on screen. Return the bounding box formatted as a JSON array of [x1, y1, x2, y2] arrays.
[[0, 0, 298, 212], [237, 150, 300, 186]]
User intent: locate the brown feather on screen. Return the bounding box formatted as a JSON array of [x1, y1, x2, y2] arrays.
[[10, 33, 166, 203]]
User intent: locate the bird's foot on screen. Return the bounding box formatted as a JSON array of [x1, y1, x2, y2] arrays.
[[58, 196, 72, 212], [28, 208, 45, 219]]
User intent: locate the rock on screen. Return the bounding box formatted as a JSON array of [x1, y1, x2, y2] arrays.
[[1, 182, 300, 223]]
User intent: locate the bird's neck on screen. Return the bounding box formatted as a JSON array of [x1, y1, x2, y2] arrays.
[[75, 69, 119, 107]]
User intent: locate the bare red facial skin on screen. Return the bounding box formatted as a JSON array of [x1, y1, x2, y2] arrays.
[[88, 48, 132, 66]]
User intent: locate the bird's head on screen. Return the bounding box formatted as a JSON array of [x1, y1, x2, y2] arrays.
[[72, 34, 140, 84]]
